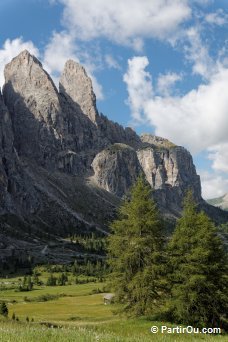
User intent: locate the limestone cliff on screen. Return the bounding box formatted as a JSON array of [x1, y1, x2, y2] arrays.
[[92, 144, 142, 197]]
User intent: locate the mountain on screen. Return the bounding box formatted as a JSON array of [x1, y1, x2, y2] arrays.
[[207, 193, 228, 211], [0, 50, 227, 263]]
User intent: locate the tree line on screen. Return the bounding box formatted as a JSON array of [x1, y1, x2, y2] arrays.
[[107, 176, 228, 329]]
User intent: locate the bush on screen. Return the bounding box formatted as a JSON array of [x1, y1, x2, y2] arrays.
[[0, 302, 8, 317]]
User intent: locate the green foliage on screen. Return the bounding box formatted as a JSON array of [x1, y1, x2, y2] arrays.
[[69, 233, 107, 253], [108, 175, 166, 316], [57, 273, 68, 286], [0, 301, 8, 316], [166, 191, 228, 328], [46, 274, 57, 286], [18, 275, 33, 291], [218, 222, 228, 234], [71, 259, 107, 278]]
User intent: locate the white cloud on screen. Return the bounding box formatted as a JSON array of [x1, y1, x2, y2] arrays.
[[205, 9, 228, 26], [43, 31, 78, 76], [123, 56, 228, 155], [105, 54, 121, 70], [56, 0, 191, 49], [157, 72, 182, 96], [208, 143, 228, 173], [0, 38, 39, 88], [183, 26, 215, 79], [200, 171, 228, 199], [123, 57, 153, 122]]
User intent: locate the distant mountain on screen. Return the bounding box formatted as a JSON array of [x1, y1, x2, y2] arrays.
[[207, 194, 228, 211]]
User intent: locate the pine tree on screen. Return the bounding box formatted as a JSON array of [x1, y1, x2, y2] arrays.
[[167, 191, 228, 328], [107, 175, 165, 316]]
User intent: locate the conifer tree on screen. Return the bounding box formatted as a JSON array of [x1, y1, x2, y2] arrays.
[[108, 175, 165, 316], [167, 191, 228, 328]]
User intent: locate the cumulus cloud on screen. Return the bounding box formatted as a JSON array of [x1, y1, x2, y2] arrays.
[[55, 0, 191, 49], [43, 31, 78, 76], [123, 56, 228, 155], [205, 9, 228, 26], [0, 38, 39, 88], [157, 72, 182, 96], [183, 26, 215, 79], [208, 143, 228, 173], [123, 57, 153, 122]]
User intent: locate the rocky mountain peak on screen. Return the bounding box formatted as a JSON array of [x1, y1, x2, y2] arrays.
[[6, 49, 42, 68], [3, 50, 64, 165], [0, 51, 226, 263], [59, 59, 98, 123], [3, 49, 58, 101]]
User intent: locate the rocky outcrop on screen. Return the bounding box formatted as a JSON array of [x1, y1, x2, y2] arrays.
[[60, 60, 98, 124], [137, 143, 201, 202], [91, 136, 201, 214], [92, 144, 142, 196]]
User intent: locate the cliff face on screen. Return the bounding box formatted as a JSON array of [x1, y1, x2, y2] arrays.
[[92, 144, 143, 197], [0, 50, 224, 258]]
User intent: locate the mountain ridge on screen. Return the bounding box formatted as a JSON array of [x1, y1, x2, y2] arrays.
[[0, 50, 227, 262], [207, 193, 228, 211]]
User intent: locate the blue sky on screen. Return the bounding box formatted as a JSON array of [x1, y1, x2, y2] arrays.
[[0, 0, 228, 199]]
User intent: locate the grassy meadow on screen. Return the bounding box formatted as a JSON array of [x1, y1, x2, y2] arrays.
[[0, 269, 227, 341]]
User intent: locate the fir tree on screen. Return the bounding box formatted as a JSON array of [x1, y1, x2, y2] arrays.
[[108, 175, 165, 316], [167, 191, 228, 328]]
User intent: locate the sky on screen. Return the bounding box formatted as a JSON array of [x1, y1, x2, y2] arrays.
[[0, 0, 228, 199]]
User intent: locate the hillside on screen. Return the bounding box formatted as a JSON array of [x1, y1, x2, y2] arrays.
[[207, 193, 228, 211]]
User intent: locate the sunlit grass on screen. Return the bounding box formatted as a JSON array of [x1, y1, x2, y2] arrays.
[[0, 280, 227, 341]]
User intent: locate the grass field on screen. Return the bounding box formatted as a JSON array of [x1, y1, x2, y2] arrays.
[[0, 273, 227, 341]]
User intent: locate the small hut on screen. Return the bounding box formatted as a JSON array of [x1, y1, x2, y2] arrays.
[[103, 293, 114, 305]]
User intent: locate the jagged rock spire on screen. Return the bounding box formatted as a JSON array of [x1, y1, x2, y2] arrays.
[[3, 50, 64, 164], [59, 60, 98, 123]]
